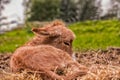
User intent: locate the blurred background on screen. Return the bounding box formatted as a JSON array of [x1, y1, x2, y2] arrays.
[[0, 0, 120, 32], [0, 0, 120, 53]]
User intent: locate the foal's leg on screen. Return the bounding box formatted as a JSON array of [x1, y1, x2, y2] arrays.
[[64, 62, 88, 80], [42, 69, 65, 80]]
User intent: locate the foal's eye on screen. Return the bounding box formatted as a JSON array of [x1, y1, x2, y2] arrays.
[[64, 42, 70, 46]]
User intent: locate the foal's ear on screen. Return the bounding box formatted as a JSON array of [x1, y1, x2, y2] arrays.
[[32, 28, 39, 33], [32, 28, 49, 35], [32, 27, 61, 37]]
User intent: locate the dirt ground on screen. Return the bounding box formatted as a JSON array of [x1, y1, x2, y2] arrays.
[[0, 47, 120, 80]]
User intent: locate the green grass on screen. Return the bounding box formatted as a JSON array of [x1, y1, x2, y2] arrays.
[[0, 27, 33, 53], [69, 20, 120, 51], [0, 20, 120, 53]]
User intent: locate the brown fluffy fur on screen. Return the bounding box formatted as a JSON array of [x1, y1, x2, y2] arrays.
[[24, 20, 75, 56], [10, 45, 87, 80], [10, 20, 88, 80]]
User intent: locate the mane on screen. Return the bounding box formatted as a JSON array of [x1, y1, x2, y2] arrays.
[[48, 20, 66, 28]]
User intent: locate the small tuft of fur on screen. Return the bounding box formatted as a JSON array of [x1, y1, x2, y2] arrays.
[[50, 19, 65, 27]]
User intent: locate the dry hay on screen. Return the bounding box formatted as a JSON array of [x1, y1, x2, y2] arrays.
[[0, 47, 120, 80], [75, 47, 120, 80], [0, 70, 43, 80]]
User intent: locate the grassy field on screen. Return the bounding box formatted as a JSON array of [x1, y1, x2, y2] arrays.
[[69, 20, 120, 51], [0, 27, 33, 53], [0, 20, 120, 53]]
